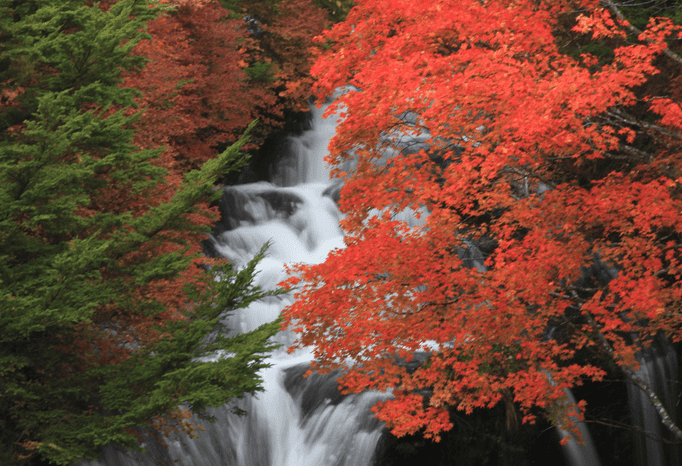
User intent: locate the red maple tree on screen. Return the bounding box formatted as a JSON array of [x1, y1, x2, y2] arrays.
[[124, 0, 270, 172], [112, 0, 327, 316], [283, 0, 682, 442]]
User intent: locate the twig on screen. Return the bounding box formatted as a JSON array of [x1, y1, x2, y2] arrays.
[[601, 0, 682, 67], [585, 418, 682, 445]]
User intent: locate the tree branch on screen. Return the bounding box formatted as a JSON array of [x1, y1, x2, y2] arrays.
[[601, 0, 682, 67], [586, 418, 682, 445], [606, 108, 682, 141], [568, 290, 682, 441]]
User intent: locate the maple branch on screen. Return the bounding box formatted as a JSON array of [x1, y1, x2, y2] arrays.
[[606, 108, 682, 142], [501, 166, 556, 199], [605, 145, 652, 162], [600, 0, 682, 67], [567, 289, 682, 441], [653, 266, 673, 277]]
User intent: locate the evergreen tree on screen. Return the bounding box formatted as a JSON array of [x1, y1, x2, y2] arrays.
[[0, 1, 281, 464]]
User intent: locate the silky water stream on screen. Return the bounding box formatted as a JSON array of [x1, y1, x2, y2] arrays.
[[88, 104, 388, 466], [86, 103, 680, 466]]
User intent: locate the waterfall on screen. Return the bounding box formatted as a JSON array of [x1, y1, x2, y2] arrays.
[[558, 388, 602, 466], [84, 102, 388, 466], [83, 100, 682, 466], [272, 101, 340, 187]]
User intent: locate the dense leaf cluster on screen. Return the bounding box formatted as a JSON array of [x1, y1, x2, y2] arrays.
[[284, 0, 682, 447]]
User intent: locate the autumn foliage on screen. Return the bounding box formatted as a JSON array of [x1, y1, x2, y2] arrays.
[[0, 0, 328, 463], [126, 0, 328, 173], [118, 0, 328, 316], [283, 0, 682, 442]]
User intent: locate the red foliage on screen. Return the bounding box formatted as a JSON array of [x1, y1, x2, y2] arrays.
[[112, 0, 328, 329], [262, 0, 331, 105], [123, 0, 328, 172], [124, 1, 270, 171], [283, 0, 682, 441]]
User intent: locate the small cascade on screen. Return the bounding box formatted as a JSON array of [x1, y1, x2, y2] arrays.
[[543, 360, 602, 466], [89, 357, 386, 466], [558, 388, 602, 466], [152, 356, 386, 466], [274, 102, 341, 186], [627, 337, 681, 466]]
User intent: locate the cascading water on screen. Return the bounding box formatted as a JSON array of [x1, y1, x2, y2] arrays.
[[271, 102, 340, 187], [627, 337, 681, 466], [84, 100, 682, 466], [557, 388, 602, 466], [85, 102, 388, 466]]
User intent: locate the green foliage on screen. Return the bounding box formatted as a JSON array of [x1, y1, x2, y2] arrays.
[[559, 0, 682, 67], [619, 0, 682, 30], [219, 0, 353, 24], [0, 1, 282, 464], [244, 61, 278, 83], [569, 42, 615, 64], [155, 245, 283, 418], [217, 0, 282, 19], [0, 0, 153, 130]]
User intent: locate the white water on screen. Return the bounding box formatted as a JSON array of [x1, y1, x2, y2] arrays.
[[557, 389, 602, 466], [272, 103, 339, 187], [85, 102, 389, 466], [84, 99, 682, 466], [628, 338, 681, 466]]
